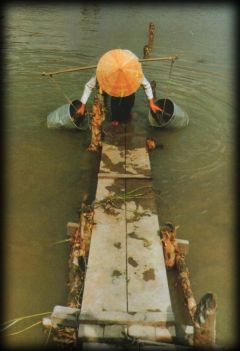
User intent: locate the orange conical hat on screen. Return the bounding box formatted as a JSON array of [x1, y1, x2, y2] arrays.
[[96, 49, 143, 97]]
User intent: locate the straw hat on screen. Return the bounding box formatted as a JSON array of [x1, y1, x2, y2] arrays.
[[96, 49, 143, 97]]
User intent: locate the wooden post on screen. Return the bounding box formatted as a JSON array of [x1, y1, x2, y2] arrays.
[[67, 222, 85, 309], [143, 23, 156, 59], [42, 205, 94, 345], [148, 22, 156, 51], [193, 293, 217, 347], [143, 45, 150, 59], [88, 92, 105, 152], [160, 223, 179, 269], [175, 252, 197, 321], [160, 223, 217, 347], [67, 206, 95, 308]]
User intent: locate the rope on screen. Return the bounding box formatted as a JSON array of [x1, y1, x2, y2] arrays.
[[48, 75, 91, 130], [162, 58, 175, 114], [1, 311, 52, 332], [44, 326, 53, 346], [48, 75, 76, 110], [5, 321, 42, 336]]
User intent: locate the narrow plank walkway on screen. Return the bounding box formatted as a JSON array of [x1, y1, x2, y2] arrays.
[[79, 123, 176, 343]]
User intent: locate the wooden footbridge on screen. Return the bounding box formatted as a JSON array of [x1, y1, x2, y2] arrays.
[[42, 120, 217, 349], [78, 123, 176, 344]]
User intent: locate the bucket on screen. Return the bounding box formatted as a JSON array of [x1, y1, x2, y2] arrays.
[[47, 99, 89, 130], [148, 98, 189, 128]]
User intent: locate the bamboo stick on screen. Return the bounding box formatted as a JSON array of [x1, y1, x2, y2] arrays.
[[41, 55, 179, 77], [139, 55, 178, 63], [41, 64, 97, 76]]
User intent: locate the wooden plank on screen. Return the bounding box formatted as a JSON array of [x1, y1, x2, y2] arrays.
[[128, 325, 156, 340], [98, 172, 151, 180], [155, 326, 176, 341], [79, 135, 176, 342], [100, 142, 151, 178], [79, 311, 175, 326], [78, 325, 176, 344], [125, 147, 151, 177], [176, 238, 189, 255], [103, 325, 126, 340], [126, 179, 173, 315], [124, 121, 151, 177], [99, 143, 125, 175], [80, 178, 127, 314], [78, 324, 104, 340], [51, 305, 80, 328]]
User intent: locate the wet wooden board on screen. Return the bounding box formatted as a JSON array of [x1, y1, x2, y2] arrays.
[[126, 179, 173, 314], [78, 324, 176, 342], [79, 311, 175, 326], [99, 144, 125, 175], [79, 126, 175, 342], [100, 131, 151, 178], [80, 178, 127, 313], [125, 148, 151, 177]]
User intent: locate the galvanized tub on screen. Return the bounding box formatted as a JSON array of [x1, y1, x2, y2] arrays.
[[47, 99, 89, 130], [148, 98, 189, 128]]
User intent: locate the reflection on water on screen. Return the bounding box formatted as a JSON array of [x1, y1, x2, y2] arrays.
[[3, 4, 236, 348]]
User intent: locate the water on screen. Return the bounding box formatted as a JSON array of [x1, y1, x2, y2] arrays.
[[3, 4, 236, 348]]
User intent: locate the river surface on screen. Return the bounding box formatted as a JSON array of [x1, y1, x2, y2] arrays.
[[3, 3, 236, 348]]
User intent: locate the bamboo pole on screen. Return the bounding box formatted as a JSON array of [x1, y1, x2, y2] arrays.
[[139, 55, 178, 63], [41, 64, 97, 77], [41, 55, 179, 77]]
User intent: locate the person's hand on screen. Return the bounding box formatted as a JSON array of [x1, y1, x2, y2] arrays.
[[149, 99, 162, 113], [77, 103, 85, 116]]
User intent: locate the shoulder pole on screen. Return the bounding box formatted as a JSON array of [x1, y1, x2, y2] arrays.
[[41, 55, 179, 77]]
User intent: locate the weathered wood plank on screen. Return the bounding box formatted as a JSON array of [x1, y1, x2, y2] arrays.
[[98, 172, 151, 180], [99, 143, 125, 175], [128, 325, 156, 340], [80, 178, 127, 314], [103, 325, 126, 340], [51, 305, 80, 329], [125, 148, 151, 177], [176, 238, 189, 255], [79, 133, 176, 342], [126, 179, 173, 315], [79, 311, 175, 326], [78, 324, 104, 340], [100, 140, 151, 178], [155, 326, 176, 341], [78, 324, 176, 343]]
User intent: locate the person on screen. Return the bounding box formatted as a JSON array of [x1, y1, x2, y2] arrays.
[[77, 49, 162, 125]]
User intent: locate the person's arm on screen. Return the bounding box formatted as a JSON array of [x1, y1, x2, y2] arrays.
[[141, 76, 162, 113], [77, 75, 97, 115]]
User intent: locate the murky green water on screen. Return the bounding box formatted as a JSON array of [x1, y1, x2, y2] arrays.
[[3, 4, 236, 348]]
